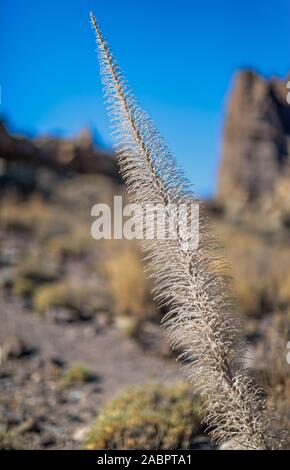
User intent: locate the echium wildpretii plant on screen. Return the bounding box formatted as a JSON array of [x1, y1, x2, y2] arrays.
[[90, 12, 285, 449]]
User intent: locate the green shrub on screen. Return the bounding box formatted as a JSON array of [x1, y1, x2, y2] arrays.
[[85, 383, 202, 450], [62, 363, 95, 388]]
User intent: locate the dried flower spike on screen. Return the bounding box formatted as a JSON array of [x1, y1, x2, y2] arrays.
[[90, 12, 284, 449]]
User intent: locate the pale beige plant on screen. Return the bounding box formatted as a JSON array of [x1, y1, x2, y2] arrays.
[[90, 12, 284, 449]]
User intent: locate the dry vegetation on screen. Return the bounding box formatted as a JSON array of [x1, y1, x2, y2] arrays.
[[257, 311, 290, 437], [212, 213, 290, 438], [62, 363, 96, 389], [0, 175, 289, 448], [89, 16, 290, 448], [104, 249, 157, 336], [215, 218, 290, 318], [85, 383, 203, 450]]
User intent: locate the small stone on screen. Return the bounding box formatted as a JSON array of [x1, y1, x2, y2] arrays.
[[49, 357, 65, 368], [73, 425, 90, 442], [95, 312, 110, 330], [67, 390, 84, 402], [52, 308, 77, 324], [1, 336, 37, 362]]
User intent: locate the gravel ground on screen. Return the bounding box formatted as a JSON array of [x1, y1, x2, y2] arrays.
[[0, 300, 183, 449]]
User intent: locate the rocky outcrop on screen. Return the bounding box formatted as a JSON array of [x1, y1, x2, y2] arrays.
[[0, 121, 121, 183], [217, 70, 290, 216]]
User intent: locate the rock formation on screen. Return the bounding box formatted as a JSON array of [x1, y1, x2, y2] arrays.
[[217, 70, 290, 217], [0, 121, 121, 187]]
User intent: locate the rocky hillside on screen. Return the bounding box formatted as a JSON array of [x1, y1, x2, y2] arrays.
[[0, 121, 121, 193], [217, 70, 290, 225]]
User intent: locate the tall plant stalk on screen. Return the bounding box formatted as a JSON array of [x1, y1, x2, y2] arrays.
[[90, 12, 283, 449]]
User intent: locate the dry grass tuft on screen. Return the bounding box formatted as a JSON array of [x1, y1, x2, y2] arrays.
[[105, 249, 156, 320], [85, 383, 202, 450]]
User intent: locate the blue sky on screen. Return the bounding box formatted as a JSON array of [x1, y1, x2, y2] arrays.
[[1, 0, 289, 196]]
